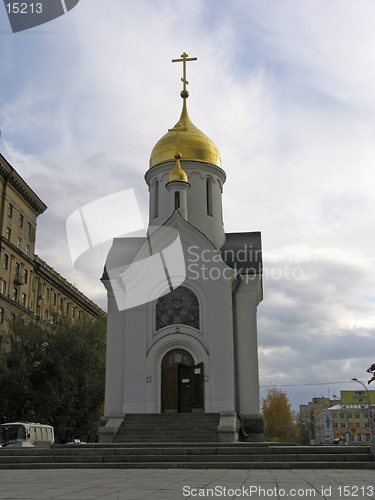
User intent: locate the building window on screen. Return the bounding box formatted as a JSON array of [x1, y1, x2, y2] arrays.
[[154, 180, 159, 218], [206, 177, 213, 216], [27, 222, 32, 235], [19, 214, 24, 227], [346, 413, 352, 418], [15, 262, 20, 275], [53, 293, 57, 306], [6, 227, 11, 240], [7, 203, 13, 217], [22, 293, 27, 307], [333, 422, 338, 428], [340, 422, 346, 428], [46, 288, 50, 301], [0, 307, 4, 323], [174, 191, 180, 209], [357, 434, 362, 442], [13, 287, 18, 302], [25, 245, 30, 256], [340, 413, 345, 419], [1, 280, 6, 295], [60, 298, 63, 310], [332, 413, 337, 419], [44, 310, 48, 321], [24, 269, 28, 284], [37, 305, 41, 317], [3, 254, 9, 270], [355, 413, 360, 419], [17, 237, 22, 250], [66, 302, 69, 313], [72, 306, 75, 318], [78, 311, 81, 319]]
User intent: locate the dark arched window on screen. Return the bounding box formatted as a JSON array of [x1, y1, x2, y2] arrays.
[[206, 177, 213, 216], [153, 180, 159, 218], [175, 191, 180, 209]]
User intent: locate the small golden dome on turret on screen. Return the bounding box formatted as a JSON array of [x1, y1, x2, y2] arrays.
[[168, 153, 188, 183], [149, 100, 221, 169]]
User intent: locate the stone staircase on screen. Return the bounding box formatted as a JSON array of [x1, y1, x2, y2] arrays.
[[0, 443, 374, 469], [113, 413, 220, 443]]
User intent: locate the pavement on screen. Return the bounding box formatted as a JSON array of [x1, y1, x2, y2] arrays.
[[0, 469, 374, 500]]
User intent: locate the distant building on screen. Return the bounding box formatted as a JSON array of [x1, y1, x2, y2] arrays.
[[340, 390, 375, 405], [315, 404, 373, 445], [300, 397, 336, 421], [0, 153, 104, 346], [300, 397, 337, 444], [301, 391, 375, 445]]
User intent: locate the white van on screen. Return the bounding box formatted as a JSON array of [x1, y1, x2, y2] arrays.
[[0, 422, 54, 448]]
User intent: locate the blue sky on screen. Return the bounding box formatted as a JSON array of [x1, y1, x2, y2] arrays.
[[1, 0, 375, 410]]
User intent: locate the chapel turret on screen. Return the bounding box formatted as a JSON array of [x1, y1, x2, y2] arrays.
[[145, 52, 226, 249]]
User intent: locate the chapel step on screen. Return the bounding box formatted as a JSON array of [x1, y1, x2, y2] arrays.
[[0, 443, 373, 469], [113, 413, 221, 443]]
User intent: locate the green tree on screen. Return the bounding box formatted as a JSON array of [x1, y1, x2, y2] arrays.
[[0, 314, 106, 443], [261, 387, 297, 442], [367, 364, 375, 385]]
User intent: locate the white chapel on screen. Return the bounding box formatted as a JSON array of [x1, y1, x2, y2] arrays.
[[99, 53, 264, 442]]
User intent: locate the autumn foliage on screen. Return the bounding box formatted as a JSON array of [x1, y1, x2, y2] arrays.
[[261, 387, 296, 442]]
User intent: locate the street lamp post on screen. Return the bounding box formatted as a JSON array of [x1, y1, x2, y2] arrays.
[[351, 378, 374, 444]]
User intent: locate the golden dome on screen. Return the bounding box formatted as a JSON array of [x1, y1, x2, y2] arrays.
[[168, 154, 188, 183], [149, 100, 221, 169]]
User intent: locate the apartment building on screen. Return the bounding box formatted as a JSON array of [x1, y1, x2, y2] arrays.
[[0, 153, 104, 341], [314, 403, 373, 445]]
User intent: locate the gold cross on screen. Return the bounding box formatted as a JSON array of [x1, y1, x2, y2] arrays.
[[172, 52, 197, 92]]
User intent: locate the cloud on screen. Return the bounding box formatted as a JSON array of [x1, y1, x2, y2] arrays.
[[1, 0, 375, 409]]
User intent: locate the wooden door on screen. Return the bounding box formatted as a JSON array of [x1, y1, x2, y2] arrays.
[[161, 349, 204, 413], [161, 365, 178, 413]]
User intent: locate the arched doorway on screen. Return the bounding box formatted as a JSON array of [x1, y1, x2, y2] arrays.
[[161, 349, 204, 413]]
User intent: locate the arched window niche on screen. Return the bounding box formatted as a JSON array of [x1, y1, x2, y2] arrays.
[[206, 177, 213, 216], [175, 191, 180, 209], [156, 286, 200, 332]]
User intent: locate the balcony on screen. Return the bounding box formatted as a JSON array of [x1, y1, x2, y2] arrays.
[[14, 273, 24, 285]]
